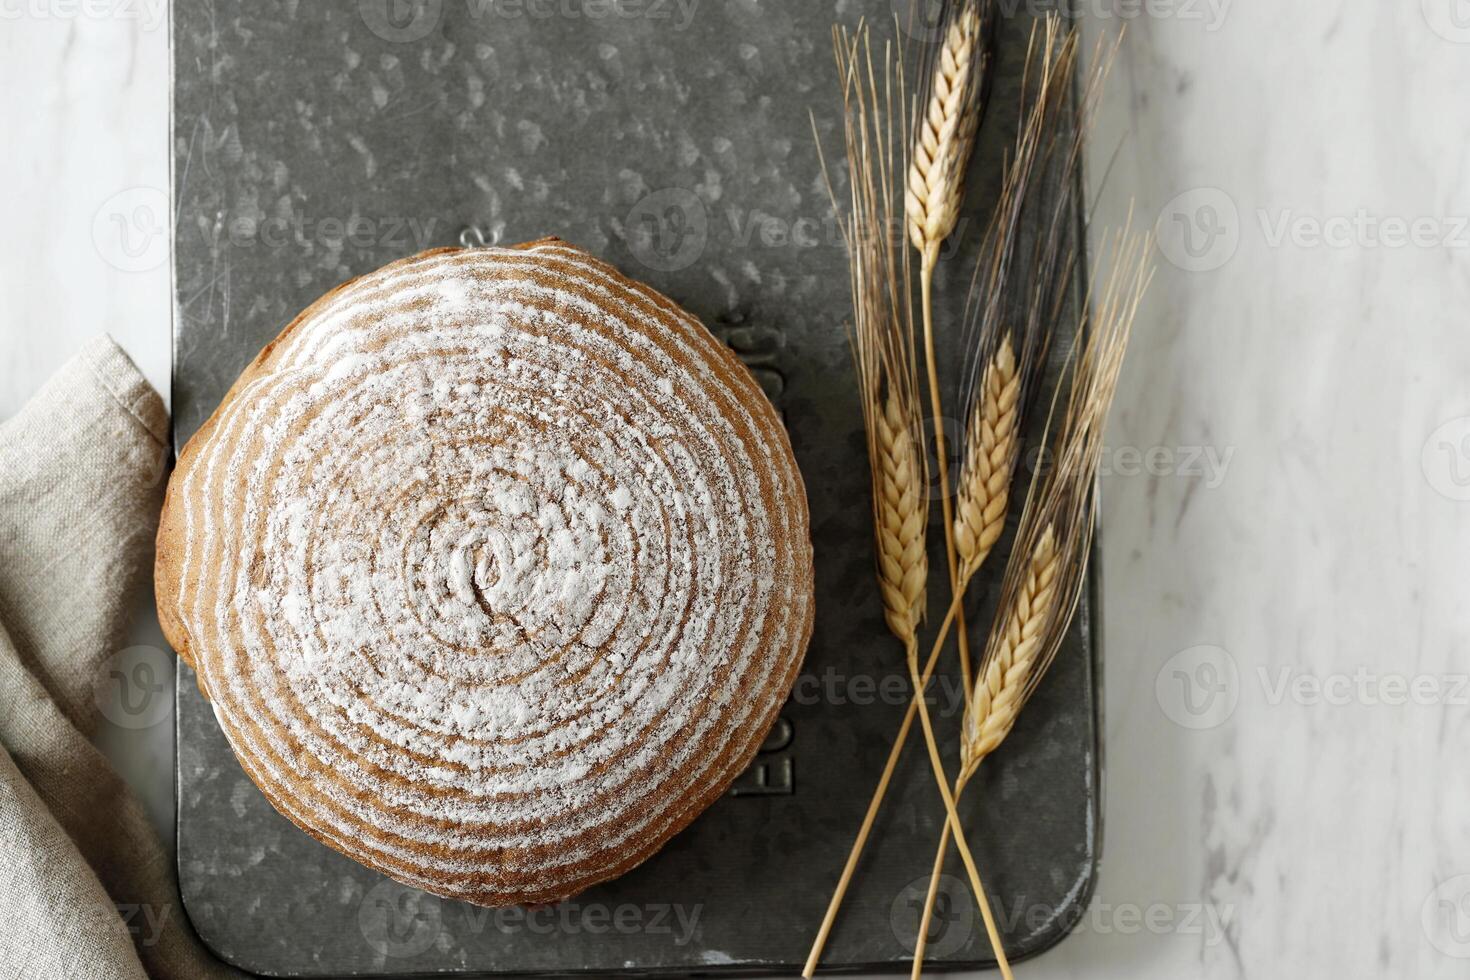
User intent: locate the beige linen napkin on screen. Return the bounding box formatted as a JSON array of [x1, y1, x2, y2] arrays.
[[0, 337, 238, 979]]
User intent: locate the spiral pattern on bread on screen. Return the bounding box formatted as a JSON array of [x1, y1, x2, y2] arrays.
[[155, 239, 814, 906]]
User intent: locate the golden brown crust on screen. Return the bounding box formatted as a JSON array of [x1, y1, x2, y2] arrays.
[[155, 239, 813, 905]]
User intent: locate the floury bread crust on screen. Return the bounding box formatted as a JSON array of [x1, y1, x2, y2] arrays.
[[155, 239, 814, 906]]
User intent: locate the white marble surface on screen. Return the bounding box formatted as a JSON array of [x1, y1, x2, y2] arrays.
[[4, 2, 1470, 977]]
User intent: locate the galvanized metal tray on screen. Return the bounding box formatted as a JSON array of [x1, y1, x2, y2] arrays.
[[170, 2, 1101, 975]]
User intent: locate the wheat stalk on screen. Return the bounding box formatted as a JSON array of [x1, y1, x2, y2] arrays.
[[804, 24, 967, 977], [807, 12, 1096, 977], [874, 390, 928, 642], [962, 524, 1058, 771], [946, 21, 1078, 599], [909, 525, 1058, 980], [829, 23, 929, 650], [911, 223, 1153, 979], [806, 18, 1022, 976], [907, 0, 994, 721], [905, 526, 1061, 980], [954, 334, 1020, 578], [903, 22, 1082, 976], [906, 1, 987, 256], [889, 13, 1017, 973]]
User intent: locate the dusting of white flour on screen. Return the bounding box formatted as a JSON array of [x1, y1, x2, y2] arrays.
[[170, 243, 810, 899]]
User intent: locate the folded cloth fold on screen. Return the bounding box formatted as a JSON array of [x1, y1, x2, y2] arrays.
[[0, 336, 238, 979]]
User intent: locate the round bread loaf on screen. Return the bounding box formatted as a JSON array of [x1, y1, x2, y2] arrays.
[[155, 238, 814, 906]]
